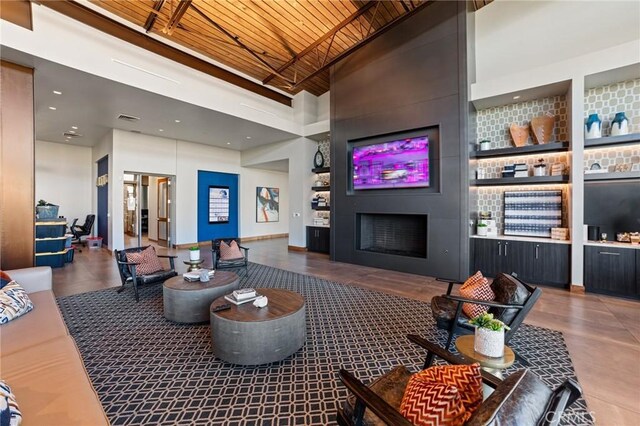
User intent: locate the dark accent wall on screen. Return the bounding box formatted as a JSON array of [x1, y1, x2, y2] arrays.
[[584, 181, 640, 240], [197, 171, 239, 242], [97, 156, 109, 247], [330, 2, 472, 280]]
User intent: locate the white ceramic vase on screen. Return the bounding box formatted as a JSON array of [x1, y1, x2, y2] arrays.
[[474, 327, 504, 358], [189, 249, 200, 261]]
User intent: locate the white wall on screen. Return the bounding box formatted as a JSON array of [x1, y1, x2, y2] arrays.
[[240, 169, 289, 238], [106, 130, 292, 249], [35, 140, 92, 224], [475, 0, 640, 83]]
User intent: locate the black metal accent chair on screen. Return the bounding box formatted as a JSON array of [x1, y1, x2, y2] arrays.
[[69, 214, 96, 250], [430, 273, 542, 365], [114, 246, 177, 302], [211, 238, 249, 277], [337, 334, 582, 426]]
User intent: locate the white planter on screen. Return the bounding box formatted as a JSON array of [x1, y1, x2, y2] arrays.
[[477, 226, 488, 236], [189, 249, 200, 261], [474, 327, 504, 358]]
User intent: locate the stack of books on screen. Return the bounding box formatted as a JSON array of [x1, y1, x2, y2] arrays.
[[502, 164, 515, 178], [514, 163, 528, 178], [183, 269, 215, 282], [224, 288, 261, 305]]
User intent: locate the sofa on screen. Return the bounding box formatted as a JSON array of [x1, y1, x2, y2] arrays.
[[1, 267, 109, 425]]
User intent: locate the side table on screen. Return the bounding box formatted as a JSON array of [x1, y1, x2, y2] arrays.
[[455, 335, 514, 379], [183, 259, 205, 272]]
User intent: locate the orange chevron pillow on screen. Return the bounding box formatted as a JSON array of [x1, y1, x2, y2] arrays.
[[400, 380, 465, 426], [399, 363, 483, 425], [459, 271, 494, 318], [414, 363, 483, 414]]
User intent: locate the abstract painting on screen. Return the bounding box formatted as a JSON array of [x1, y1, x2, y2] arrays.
[[256, 187, 279, 223], [504, 190, 562, 237]]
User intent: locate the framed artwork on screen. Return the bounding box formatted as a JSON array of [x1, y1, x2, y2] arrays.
[[504, 190, 562, 238], [209, 186, 230, 224], [256, 187, 279, 223]]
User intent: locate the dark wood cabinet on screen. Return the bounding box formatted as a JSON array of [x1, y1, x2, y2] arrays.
[[307, 226, 330, 254], [584, 246, 637, 298], [472, 238, 570, 288]]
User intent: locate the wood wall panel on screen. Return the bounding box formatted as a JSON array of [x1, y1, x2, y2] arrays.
[[0, 0, 33, 30], [0, 61, 35, 270]]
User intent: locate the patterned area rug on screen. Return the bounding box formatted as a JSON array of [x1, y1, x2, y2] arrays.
[[57, 263, 593, 425]]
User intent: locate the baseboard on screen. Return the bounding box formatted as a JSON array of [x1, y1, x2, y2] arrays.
[[570, 284, 586, 294], [174, 233, 289, 249], [288, 245, 307, 252], [241, 233, 288, 242]]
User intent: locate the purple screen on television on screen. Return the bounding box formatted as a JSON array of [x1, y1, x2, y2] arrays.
[[352, 136, 429, 190]]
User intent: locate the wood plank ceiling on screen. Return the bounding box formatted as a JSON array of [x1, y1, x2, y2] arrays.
[[90, 0, 433, 96]]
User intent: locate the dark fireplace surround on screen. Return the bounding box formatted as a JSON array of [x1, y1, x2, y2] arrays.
[[356, 213, 427, 259]]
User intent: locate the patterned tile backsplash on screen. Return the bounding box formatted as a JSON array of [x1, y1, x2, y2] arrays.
[[473, 153, 570, 179], [476, 95, 569, 150], [318, 138, 330, 164], [474, 185, 569, 234], [583, 145, 640, 171], [584, 78, 640, 136]]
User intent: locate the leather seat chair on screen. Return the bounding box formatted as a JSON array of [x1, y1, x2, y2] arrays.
[[337, 334, 582, 426], [114, 246, 177, 302]]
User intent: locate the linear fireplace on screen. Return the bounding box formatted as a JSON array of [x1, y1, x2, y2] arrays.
[[356, 213, 427, 258]]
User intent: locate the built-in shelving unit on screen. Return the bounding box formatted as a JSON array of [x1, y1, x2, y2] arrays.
[[584, 133, 640, 149], [471, 141, 570, 159], [471, 175, 569, 186], [309, 166, 331, 253]]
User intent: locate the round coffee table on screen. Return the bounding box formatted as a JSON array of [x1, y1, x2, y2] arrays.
[[455, 335, 515, 378], [163, 271, 240, 323], [210, 288, 306, 365]]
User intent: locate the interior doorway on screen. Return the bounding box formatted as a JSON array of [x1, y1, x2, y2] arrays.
[[123, 172, 175, 249]]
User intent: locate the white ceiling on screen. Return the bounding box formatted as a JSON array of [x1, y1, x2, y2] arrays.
[[4, 50, 300, 150]]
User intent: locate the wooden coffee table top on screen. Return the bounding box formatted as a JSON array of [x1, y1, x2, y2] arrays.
[[211, 288, 304, 323], [455, 335, 515, 370], [164, 271, 239, 291]]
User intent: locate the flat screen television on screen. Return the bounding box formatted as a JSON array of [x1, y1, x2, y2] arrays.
[[352, 136, 429, 190]]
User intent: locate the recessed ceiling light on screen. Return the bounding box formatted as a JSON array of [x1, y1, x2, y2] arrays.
[[159, 129, 164, 132], [68, 130, 76, 134], [71, 126, 78, 130], [513, 95, 521, 100], [53, 90, 62, 95], [227, 142, 231, 145], [175, 119, 181, 123], [48, 106, 57, 110], [246, 136, 251, 139]]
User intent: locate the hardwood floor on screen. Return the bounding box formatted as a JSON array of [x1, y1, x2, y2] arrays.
[[53, 238, 640, 425]]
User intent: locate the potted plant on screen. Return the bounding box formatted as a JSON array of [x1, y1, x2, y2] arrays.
[[477, 222, 488, 236], [189, 246, 200, 261], [469, 313, 510, 358], [36, 199, 59, 220]]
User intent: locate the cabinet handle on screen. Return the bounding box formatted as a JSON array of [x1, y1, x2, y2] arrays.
[[535, 245, 539, 259], [598, 251, 620, 256], [504, 242, 508, 257], [497, 242, 502, 256]]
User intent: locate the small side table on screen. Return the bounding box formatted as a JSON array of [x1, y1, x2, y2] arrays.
[[455, 335, 515, 379], [183, 259, 205, 272]]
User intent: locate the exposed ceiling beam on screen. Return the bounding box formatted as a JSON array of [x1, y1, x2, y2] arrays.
[[162, 0, 191, 36], [262, 1, 376, 86], [289, 0, 434, 91], [143, 0, 165, 33], [190, 5, 295, 86], [38, 0, 292, 106]]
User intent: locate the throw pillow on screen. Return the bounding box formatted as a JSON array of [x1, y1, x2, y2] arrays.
[[125, 246, 163, 275], [0, 381, 22, 426], [488, 273, 531, 324], [220, 240, 244, 260], [413, 363, 483, 415], [0, 281, 34, 324], [459, 271, 494, 319], [0, 271, 12, 289], [400, 379, 466, 426]]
